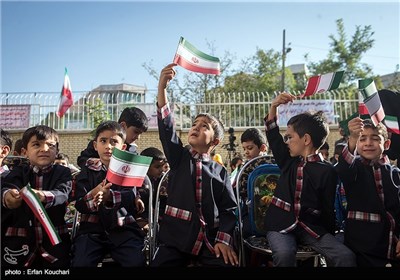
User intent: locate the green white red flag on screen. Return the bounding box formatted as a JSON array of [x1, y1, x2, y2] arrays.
[[384, 115, 400, 134], [358, 78, 385, 126], [20, 184, 61, 245], [106, 148, 152, 187], [358, 93, 369, 115], [57, 68, 73, 118], [173, 37, 221, 75], [301, 71, 344, 97]]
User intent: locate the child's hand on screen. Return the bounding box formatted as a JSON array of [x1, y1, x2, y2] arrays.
[[348, 117, 364, 140], [214, 242, 239, 266], [31, 189, 45, 202], [93, 180, 112, 207], [271, 92, 296, 108], [135, 197, 145, 214], [4, 189, 22, 209], [158, 63, 177, 90]]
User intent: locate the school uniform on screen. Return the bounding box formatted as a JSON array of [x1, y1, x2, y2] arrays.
[[264, 117, 356, 267], [151, 103, 237, 266], [1, 164, 72, 268], [71, 158, 144, 267], [336, 146, 400, 267]]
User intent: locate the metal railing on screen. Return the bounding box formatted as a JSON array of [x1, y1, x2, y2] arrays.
[[0, 90, 358, 130]]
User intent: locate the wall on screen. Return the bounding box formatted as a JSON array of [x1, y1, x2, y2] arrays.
[[7, 128, 341, 169]]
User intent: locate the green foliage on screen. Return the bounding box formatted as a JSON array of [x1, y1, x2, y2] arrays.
[[86, 98, 111, 135], [306, 18, 375, 88]]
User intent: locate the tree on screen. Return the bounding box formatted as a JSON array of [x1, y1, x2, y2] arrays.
[[305, 18, 375, 87], [142, 40, 236, 104]]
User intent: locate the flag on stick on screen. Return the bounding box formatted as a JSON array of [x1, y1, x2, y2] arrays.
[[301, 71, 344, 97], [57, 68, 73, 118], [20, 184, 61, 245], [358, 93, 369, 115], [173, 37, 221, 75], [384, 115, 400, 134], [106, 148, 152, 187], [358, 78, 385, 126]]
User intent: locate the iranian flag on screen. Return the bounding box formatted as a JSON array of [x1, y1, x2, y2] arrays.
[[384, 115, 400, 134], [20, 184, 61, 245], [359, 78, 385, 126], [358, 93, 369, 115], [173, 37, 221, 75], [301, 71, 344, 97], [56, 68, 73, 118], [106, 148, 152, 187]]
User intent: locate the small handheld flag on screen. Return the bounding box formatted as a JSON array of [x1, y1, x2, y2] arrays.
[[106, 148, 152, 187], [56, 68, 73, 118], [173, 37, 221, 75], [358, 78, 385, 126], [20, 184, 61, 245], [301, 71, 344, 97]]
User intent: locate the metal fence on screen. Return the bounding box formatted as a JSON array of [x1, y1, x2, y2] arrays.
[[0, 90, 358, 130]]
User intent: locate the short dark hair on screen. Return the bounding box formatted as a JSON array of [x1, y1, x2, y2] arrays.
[[55, 152, 70, 163], [320, 142, 329, 151], [94, 121, 126, 143], [362, 119, 388, 141], [13, 139, 23, 155], [0, 129, 13, 148], [140, 147, 166, 164], [118, 107, 148, 132], [22, 125, 59, 151], [287, 111, 329, 149], [240, 128, 267, 148]]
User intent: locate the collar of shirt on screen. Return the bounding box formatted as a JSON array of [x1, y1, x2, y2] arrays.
[[360, 155, 390, 168], [190, 148, 210, 162], [300, 153, 324, 163], [32, 164, 53, 175]]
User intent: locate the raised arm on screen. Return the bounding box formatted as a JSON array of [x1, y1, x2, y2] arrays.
[[157, 63, 177, 108], [267, 92, 296, 121], [347, 117, 364, 154]]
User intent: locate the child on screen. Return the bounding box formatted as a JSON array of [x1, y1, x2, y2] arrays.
[[1, 125, 72, 268], [319, 142, 330, 162], [240, 127, 268, 161], [71, 121, 146, 267], [336, 117, 400, 267], [0, 129, 13, 175], [136, 147, 168, 230], [77, 106, 148, 168], [263, 92, 356, 267], [151, 63, 238, 267]]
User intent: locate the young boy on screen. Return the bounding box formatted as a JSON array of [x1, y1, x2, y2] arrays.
[[336, 117, 400, 267], [0, 129, 13, 176], [1, 125, 72, 268], [151, 63, 238, 267], [77, 106, 148, 168], [240, 127, 268, 161], [263, 92, 356, 267], [71, 121, 146, 267]]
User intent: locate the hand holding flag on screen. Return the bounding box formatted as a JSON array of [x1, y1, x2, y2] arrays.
[[301, 71, 344, 98], [358, 78, 385, 126], [173, 37, 221, 75], [106, 148, 152, 187], [57, 68, 73, 118]]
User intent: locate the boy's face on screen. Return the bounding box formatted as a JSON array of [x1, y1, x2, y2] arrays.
[[54, 159, 69, 167], [25, 135, 58, 168], [356, 127, 390, 161], [122, 124, 145, 145], [284, 125, 305, 157], [147, 159, 165, 180], [242, 141, 262, 160], [188, 116, 216, 150], [94, 130, 126, 166], [320, 149, 329, 160]]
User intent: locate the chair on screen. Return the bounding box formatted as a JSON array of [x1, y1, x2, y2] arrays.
[[150, 170, 169, 262], [235, 155, 320, 267]]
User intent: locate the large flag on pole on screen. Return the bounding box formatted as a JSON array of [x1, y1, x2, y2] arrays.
[[358, 78, 385, 126], [56, 68, 73, 118], [106, 148, 152, 187], [301, 71, 344, 97], [173, 37, 221, 75], [20, 184, 61, 245]]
